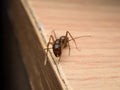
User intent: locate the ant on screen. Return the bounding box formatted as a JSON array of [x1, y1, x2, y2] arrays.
[[44, 31, 91, 65]]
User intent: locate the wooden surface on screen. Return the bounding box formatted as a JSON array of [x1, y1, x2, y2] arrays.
[[28, 0, 120, 90], [8, 0, 65, 90], [8, 0, 120, 90]]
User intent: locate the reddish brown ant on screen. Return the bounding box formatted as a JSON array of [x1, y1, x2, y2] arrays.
[[44, 31, 91, 65]]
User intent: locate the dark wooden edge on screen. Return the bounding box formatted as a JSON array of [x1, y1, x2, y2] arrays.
[[7, 0, 69, 90]]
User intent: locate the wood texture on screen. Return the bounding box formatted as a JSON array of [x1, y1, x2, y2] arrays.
[[7, 0, 120, 90], [7, 0, 66, 90], [28, 0, 120, 90]]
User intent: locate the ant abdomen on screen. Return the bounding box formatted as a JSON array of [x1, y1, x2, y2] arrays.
[[53, 39, 62, 57]]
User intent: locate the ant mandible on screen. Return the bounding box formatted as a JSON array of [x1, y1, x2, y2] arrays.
[[44, 31, 91, 65]]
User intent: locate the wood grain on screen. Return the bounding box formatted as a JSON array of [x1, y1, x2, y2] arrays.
[[8, 0, 120, 90], [28, 0, 120, 90], [8, 0, 65, 90]]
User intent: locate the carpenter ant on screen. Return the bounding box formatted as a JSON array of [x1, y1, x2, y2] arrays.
[[44, 31, 91, 65]]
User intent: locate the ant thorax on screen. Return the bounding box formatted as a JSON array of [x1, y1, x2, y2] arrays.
[[60, 36, 69, 48]]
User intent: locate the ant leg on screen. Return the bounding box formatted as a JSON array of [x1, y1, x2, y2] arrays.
[[66, 31, 79, 50], [49, 35, 55, 42], [44, 48, 52, 50], [53, 30, 57, 39], [44, 42, 53, 65], [58, 57, 60, 63], [57, 41, 64, 63], [51, 30, 57, 39], [44, 35, 54, 65], [58, 56, 62, 64], [68, 41, 71, 56]]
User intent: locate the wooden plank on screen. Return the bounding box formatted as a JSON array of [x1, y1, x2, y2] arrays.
[[28, 0, 120, 90], [7, 0, 67, 90]]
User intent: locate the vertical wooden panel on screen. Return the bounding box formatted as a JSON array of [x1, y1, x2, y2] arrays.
[[8, 0, 67, 90]]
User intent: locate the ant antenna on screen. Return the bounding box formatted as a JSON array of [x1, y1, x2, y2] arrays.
[[69, 35, 91, 41]]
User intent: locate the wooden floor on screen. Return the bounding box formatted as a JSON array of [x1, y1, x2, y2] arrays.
[[28, 0, 120, 90]]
